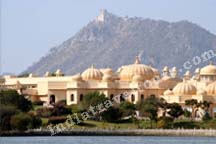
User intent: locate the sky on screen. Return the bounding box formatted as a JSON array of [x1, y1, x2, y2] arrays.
[[1, 0, 216, 75]]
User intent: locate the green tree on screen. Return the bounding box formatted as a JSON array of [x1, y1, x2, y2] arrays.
[[81, 91, 108, 110], [136, 96, 159, 128], [10, 113, 32, 131], [167, 103, 184, 119], [158, 98, 169, 117], [119, 101, 136, 117], [185, 99, 198, 119], [0, 105, 17, 131], [101, 107, 122, 122], [0, 90, 32, 112]]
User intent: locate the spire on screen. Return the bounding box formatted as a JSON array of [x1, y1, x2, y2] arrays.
[[91, 64, 95, 69], [134, 56, 141, 64], [209, 61, 213, 65]]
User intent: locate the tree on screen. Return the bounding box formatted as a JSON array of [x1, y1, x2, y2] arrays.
[[81, 91, 108, 110], [0, 105, 17, 131], [167, 103, 184, 119], [10, 113, 32, 131], [158, 98, 169, 117], [101, 107, 122, 122], [185, 99, 198, 119], [136, 96, 159, 128], [119, 101, 136, 117], [0, 90, 32, 112], [81, 91, 108, 121]]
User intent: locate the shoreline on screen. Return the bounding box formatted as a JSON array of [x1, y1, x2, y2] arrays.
[[1, 129, 216, 137]]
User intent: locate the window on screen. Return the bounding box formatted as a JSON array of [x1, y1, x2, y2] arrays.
[[120, 94, 125, 102], [80, 94, 84, 101], [131, 94, 135, 102], [110, 94, 114, 100], [50, 95, 55, 104], [70, 94, 74, 101], [141, 94, 144, 100]]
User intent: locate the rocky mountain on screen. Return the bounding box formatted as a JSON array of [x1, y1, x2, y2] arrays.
[[23, 10, 216, 76]]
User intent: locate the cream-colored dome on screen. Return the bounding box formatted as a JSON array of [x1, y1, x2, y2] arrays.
[[163, 66, 169, 72], [195, 68, 200, 74], [163, 89, 174, 95], [102, 74, 113, 82], [120, 56, 154, 81], [206, 82, 216, 95], [184, 70, 191, 76], [72, 74, 83, 81], [82, 65, 103, 80], [173, 82, 196, 95], [200, 63, 216, 75], [44, 71, 51, 77], [132, 74, 144, 82], [55, 69, 63, 76], [29, 73, 36, 77]]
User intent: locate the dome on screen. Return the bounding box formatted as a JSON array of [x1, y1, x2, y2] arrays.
[[200, 63, 216, 75], [173, 82, 196, 95], [29, 73, 36, 77], [132, 74, 144, 82], [206, 82, 216, 95], [195, 68, 200, 74], [44, 71, 51, 77], [81, 65, 103, 80], [102, 74, 113, 82], [55, 69, 63, 76], [120, 56, 154, 81], [72, 74, 83, 81], [171, 67, 177, 72], [163, 89, 174, 95], [184, 70, 191, 76], [100, 68, 113, 75], [163, 66, 169, 72]]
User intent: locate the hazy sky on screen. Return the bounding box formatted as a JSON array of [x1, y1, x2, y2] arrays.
[[1, 0, 216, 74]]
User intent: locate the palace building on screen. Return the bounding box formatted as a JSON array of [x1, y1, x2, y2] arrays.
[[1, 56, 216, 117]]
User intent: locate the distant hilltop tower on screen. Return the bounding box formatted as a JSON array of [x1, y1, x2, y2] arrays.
[[96, 9, 106, 22]]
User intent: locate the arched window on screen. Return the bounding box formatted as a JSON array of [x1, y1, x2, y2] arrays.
[[131, 94, 135, 102], [110, 94, 114, 100], [70, 94, 74, 101], [141, 94, 144, 100], [50, 95, 55, 104], [80, 94, 84, 101], [120, 94, 125, 102]]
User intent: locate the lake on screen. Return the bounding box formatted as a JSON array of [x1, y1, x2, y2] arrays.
[[0, 136, 216, 144]]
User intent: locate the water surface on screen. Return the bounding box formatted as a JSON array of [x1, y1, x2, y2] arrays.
[[1, 136, 216, 144]]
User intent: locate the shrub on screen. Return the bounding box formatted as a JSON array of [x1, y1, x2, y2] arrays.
[[0, 90, 32, 112], [173, 121, 201, 129], [36, 108, 53, 118], [48, 116, 67, 125], [28, 112, 42, 129], [0, 105, 17, 131], [52, 104, 72, 116], [67, 104, 83, 113], [101, 107, 122, 122], [32, 101, 44, 106], [156, 117, 173, 129], [10, 113, 32, 131]]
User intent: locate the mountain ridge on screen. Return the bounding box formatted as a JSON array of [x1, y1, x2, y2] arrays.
[[23, 10, 216, 76]]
